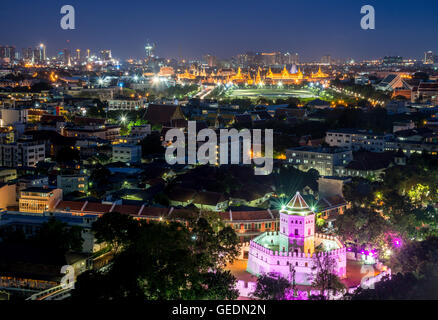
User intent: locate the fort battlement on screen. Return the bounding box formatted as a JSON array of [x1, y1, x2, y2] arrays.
[[235, 269, 391, 300]]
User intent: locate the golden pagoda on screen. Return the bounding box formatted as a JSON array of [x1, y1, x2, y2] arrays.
[[246, 71, 254, 85], [231, 67, 245, 81], [255, 68, 263, 85], [265, 66, 304, 83], [177, 69, 197, 80], [311, 66, 329, 79], [229, 67, 250, 84]]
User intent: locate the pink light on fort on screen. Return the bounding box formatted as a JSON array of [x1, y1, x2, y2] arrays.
[[393, 238, 402, 248]]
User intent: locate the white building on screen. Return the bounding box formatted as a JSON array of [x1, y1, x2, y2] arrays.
[[0, 107, 27, 126], [112, 144, 142, 163], [108, 98, 145, 111], [286, 146, 352, 177], [0, 140, 45, 167], [57, 174, 88, 195], [325, 129, 393, 153]]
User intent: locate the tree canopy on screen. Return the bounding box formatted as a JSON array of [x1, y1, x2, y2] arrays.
[[72, 213, 240, 300]]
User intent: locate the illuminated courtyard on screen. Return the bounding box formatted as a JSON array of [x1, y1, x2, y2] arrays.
[[225, 87, 318, 100]]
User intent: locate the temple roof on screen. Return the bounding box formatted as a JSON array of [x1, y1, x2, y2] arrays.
[[282, 192, 314, 216]]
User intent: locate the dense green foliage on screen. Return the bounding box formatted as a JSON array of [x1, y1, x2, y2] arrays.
[[72, 212, 240, 300]]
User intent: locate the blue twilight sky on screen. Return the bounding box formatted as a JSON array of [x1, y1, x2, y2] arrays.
[[0, 0, 437, 61]]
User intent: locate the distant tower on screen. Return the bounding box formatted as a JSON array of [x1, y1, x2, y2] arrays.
[[145, 42, 155, 59], [424, 51, 434, 64], [279, 192, 315, 256], [63, 48, 71, 66], [39, 44, 46, 61]]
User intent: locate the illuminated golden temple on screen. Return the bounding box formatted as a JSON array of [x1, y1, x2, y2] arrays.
[[176, 65, 330, 85], [265, 66, 304, 83]]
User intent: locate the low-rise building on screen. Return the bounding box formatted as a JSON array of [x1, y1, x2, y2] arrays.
[[286, 146, 352, 176], [112, 144, 142, 163], [0, 168, 16, 183], [19, 187, 62, 214], [108, 98, 145, 111], [57, 174, 88, 195], [0, 139, 45, 167], [63, 124, 120, 142], [0, 183, 17, 210], [325, 129, 393, 153]]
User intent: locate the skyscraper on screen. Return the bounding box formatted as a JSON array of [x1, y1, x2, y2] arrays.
[[321, 54, 331, 65], [145, 42, 155, 59], [22, 47, 33, 61], [424, 51, 434, 64], [63, 48, 71, 65], [100, 50, 112, 61], [203, 54, 217, 67], [0, 46, 15, 61], [38, 44, 46, 61], [283, 52, 299, 65]]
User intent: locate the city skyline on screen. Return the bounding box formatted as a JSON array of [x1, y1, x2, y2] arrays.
[[1, 0, 438, 61]]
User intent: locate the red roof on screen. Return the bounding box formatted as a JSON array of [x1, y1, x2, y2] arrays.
[[139, 207, 169, 218], [83, 202, 113, 214], [55, 201, 86, 212], [230, 211, 273, 221], [113, 204, 142, 215], [218, 209, 278, 222]]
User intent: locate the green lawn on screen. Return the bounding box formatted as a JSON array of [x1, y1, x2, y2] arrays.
[[226, 88, 318, 99]]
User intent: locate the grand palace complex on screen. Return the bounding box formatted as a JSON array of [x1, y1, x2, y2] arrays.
[[176, 65, 331, 85]]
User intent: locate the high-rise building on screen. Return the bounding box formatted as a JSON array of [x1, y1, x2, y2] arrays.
[[203, 54, 217, 67], [321, 54, 331, 65], [22, 47, 33, 61], [32, 44, 46, 63], [76, 49, 81, 61], [382, 56, 403, 65], [100, 50, 112, 61], [145, 43, 155, 59], [424, 51, 434, 64], [283, 52, 299, 65], [0, 46, 16, 61], [63, 48, 71, 65], [40, 44, 46, 61]]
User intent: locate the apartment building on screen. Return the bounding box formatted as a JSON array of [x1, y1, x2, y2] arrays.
[[325, 129, 393, 153], [57, 174, 88, 194], [0, 139, 45, 167], [107, 98, 145, 111], [286, 146, 353, 176], [112, 144, 142, 163]]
